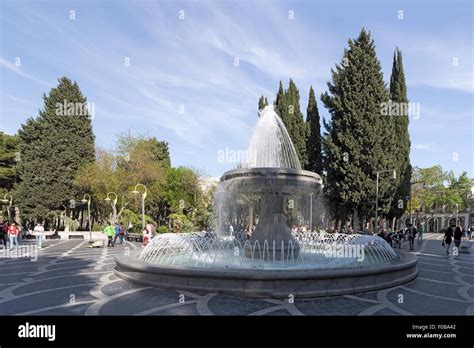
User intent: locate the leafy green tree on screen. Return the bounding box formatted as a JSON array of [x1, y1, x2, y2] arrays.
[[409, 166, 473, 214], [75, 134, 169, 227], [74, 148, 122, 227], [15, 77, 95, 227], [157, 167, 199, 215]]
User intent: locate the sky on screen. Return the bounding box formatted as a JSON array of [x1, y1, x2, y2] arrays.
[[1, 0, 473, 178]]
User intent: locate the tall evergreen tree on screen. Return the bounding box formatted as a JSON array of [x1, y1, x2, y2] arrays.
[[389, 48, 411, 221], [258, 95, 268, 116], [274, 81, 286, 122], [305, 86, 323, 174], [14, 77, 95, 225], [321, 29, 393, 230], [273, 80, 307, 167], [0, 132, 20, 191], [286, 79, 307, 167]]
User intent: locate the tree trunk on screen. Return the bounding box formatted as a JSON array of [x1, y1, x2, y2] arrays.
[[352, 208, 360, 232]]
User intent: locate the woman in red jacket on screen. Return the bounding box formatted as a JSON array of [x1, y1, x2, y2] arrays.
[[8, 222, 19, 250]]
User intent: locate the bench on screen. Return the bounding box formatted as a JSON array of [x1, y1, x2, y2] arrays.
[[126, 233, 143, 242]]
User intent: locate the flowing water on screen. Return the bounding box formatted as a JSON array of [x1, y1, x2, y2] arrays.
[[243, 105, 301, 170]]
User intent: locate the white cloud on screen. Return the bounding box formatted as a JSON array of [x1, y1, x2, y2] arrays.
[[0, 57, 51, 87], [412, 143, 435, 151]]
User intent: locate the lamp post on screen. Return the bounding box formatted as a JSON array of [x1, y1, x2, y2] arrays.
[[132, 184, 147, 230], [455, 204, 459, 226], [375, 170, 396, 233], [105, 192, 118, 224], [81, 194, 92, 240], [2, 193, 13, 222]]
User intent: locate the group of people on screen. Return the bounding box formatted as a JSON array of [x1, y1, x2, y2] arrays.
[[0, 221, 21, 250], [0, 220, 59, 250], [442, 225, 466, 255], [103, 222, 126, 247], [103, 222, 156, 248], [376, 224, 423, 251]]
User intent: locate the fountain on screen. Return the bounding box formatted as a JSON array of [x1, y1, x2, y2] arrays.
[[115, 105, 417, 298]]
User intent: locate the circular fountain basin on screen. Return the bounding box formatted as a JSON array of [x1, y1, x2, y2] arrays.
[[115, 233, 418, 298]]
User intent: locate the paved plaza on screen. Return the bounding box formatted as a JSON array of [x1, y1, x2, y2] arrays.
[[0, 233, 473, 316]]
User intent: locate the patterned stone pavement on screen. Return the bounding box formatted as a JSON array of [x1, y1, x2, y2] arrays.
[[0, 233, 472, 315]]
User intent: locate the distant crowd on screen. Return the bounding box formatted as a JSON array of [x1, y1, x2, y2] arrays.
[[0, 220, 58, 250]]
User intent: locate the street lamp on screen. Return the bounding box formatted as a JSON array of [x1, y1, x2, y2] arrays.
[[105, 192, 118, 224], [2, 193, 13, 222], [132, 184, 147, 230], [375, 169, 396, 233], [81, 194, 92, 240], [455, 204, 459, 226]]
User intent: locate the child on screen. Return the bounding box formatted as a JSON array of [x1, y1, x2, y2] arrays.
[[142, 228, 150, 247]]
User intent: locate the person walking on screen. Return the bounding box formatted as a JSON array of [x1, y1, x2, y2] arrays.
[[118, 224, 125, 245], [142, 227, 151, 247], [8, 222, 19, 250], [103, 224, 115, 247], [407, 224, 416, 251], [34, 223, 45, 249], [0, 220, 8, 248], [443, 225, 454, 255], [113, 222, 120, 245], [453, 226, 463, 254], [417, 223, 424, 245]]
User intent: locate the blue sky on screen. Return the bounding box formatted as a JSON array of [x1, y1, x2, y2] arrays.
[[1, 0, 472, 177]]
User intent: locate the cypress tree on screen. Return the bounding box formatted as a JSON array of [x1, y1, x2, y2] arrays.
[[389, 48, 411, 221], [273, 80, 307, 167], [258, 95, 268, 116], [286, 79, 307, 167], [14, 77, 95, 225], [305, 86, 323, 174], [321, 29, 393, 230], [274, 81, 286, 123]]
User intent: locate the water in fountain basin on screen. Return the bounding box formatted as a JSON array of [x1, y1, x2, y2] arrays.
[[243, 105, 301, 170]]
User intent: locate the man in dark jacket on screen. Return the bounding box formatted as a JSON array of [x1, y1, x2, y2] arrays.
[[0, 220, 7, 247], [407, 224, 417, 251], [453, 226, 463, 253], [444, 225, 454, 255]]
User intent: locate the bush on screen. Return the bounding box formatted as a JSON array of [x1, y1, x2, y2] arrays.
[[168, 213, 194, 232], [157, 226, 168, 234], [119, 209, 156, 233]]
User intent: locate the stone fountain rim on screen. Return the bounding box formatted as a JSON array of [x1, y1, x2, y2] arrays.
[[116, 250, 415, 280], [114, 250, 417, 298], [220, 167, 323, 183]]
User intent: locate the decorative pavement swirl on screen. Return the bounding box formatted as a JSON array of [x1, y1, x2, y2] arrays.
[[0, 233, 472, 315]]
